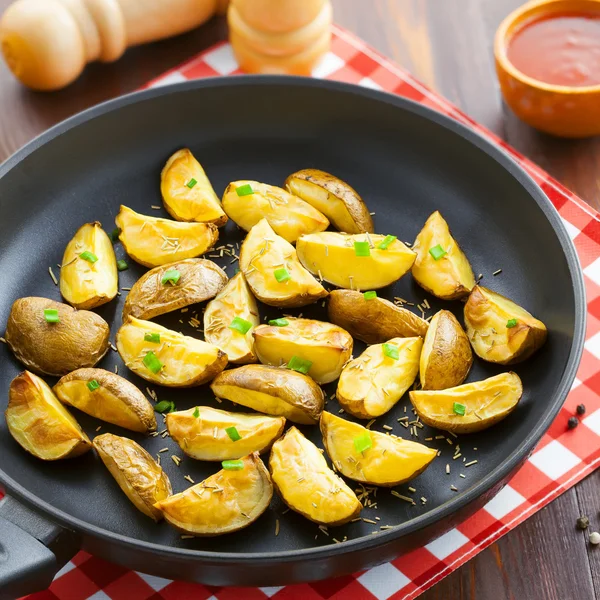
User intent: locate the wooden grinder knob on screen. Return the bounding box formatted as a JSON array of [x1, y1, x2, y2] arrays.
[[0, 0, 227, 90]]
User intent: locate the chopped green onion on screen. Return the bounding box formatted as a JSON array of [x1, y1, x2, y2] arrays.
[[274, 268, 291, 283], [44, 308, 59, 323], [225, 426, 242, 442], [382, 343, 399, 360], [80, 251, 98, 264], [506, 319, 518, 328], [144, 332, 161, 344], [377, 235, 397, 250], [353, 432, 372, 454], [429, 244, 447, 261], [229, 317, 253, 335], [453, 402, 466, 416], [110, 227, 121, 243], [143, 351, 163, 374], [155, 400, 175, 413], [269, 318, 289, 327], [354, 241, 371, 257], [287, 355, 312, 375], [116, 259, 128, 272], [186, 178, 197, 189], [364, 291, 377, 300], [222, 459, 244, 470], [87, 379, 100, 392], [235, 184, 254, 197], [161, 269, 181, 285], [193, 406, 200, 418]]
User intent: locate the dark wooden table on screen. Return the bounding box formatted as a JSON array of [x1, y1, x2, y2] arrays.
[[1, 1, 599, 598]]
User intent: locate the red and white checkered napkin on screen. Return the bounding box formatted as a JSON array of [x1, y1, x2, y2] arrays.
[[18, 24, 600, 600]]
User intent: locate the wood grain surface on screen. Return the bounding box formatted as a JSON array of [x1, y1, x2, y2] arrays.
[[0, 1, 599, 598]]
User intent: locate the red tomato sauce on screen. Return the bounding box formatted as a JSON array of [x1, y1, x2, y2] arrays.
[[507, 13, 600, 87]]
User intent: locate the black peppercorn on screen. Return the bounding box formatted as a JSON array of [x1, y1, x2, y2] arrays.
[[578, 516, 590, 530], [568, 416, 579, 429], [577, 404, 586, 415]]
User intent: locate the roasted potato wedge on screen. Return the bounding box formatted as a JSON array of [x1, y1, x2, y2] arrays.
[[211, 364, 324, 424], [115, 205, 218, 268], [420, 310, 473, 390], [93, 433, 172, 521], [6, 371, 91, 460], [411, 211, 475, 300], [204, 272, 260, 364], [464, 286, 547, 365], [116, 317, 227, 387], [327, 289, 429, 344], [54, 368, 156, 433], [296, 232, 416, 290], [252, 318, 352, 384], [239, 219, 327, 307], [122, 258, 227, 321], [166, 406, 285, 460], [222, 180, 329, 242], [160, 148, 227, 226], [337, 337, 422, 418], [5, 297, 110, 376], [155, 453, 272, 536], [59, 222, 118, 309], [285, 169, 374, 234], [409, 372, 523, 433], [269, 426, 361, 525], [320, 412, 436, 486]]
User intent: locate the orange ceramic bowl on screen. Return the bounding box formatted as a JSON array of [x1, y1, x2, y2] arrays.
[[495, 0, 600, 138]]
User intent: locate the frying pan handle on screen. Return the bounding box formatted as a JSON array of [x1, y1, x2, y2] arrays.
[[0, 495, 80, 599]]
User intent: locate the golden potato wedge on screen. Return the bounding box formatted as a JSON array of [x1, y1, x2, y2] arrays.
[[409, 372, 523, 433], [59, 222, 118, 310], [204, 272, 260, 364], [93, 433, 172, 522], [420, 310, 473, 390], [285, 169, 374, 234], [116, 317, 227, 387], [222, 180, 329, 242], [211, 364, 324, 424], [327, 289, 429, 344], [269, 426, 361, 526], [54, 368, 156, 433], [296, 232, 416, 290], [160, 148, 227, 226], [320, 412, 436, 486], [411, 211, 475, 300], [166, 406, 285, 460], [122, 259, 227, 321], [155, 453, 272, 536], [337, 337, 422, 418], [239, 218, 327, 308], [252, 318, 352, 384], [464, 286, 547, 365], [115, 205, 218, 268], [5, 297, 110, 377], [6, 371, 91, 460]]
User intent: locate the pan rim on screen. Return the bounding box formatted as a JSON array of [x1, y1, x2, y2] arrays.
[[0, 75, 586, 564]]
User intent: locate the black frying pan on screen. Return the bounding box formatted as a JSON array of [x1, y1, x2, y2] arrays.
[[0, 77, 585, 598]]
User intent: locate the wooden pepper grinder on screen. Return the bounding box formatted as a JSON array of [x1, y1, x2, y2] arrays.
[[0, 0, 230, 91], [228, 0, 332, 74]]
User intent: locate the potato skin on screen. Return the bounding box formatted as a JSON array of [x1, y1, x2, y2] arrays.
[[54, 368, 156, 433], [420, 310, 473, 390], [93, 433, 172, 521], [5, 297, 110, 376], [211, 364, 324, 424], [6, 371, 92, 460], [328, 289, 429, 344], [122, 259, 227, 321], [464, 286, 547, 365], [285, 169, 374, 234]]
